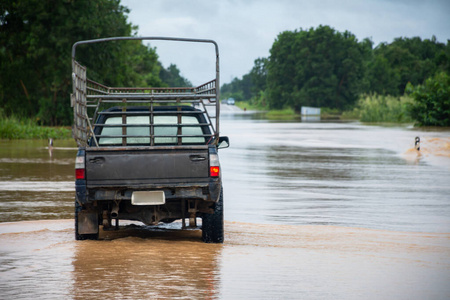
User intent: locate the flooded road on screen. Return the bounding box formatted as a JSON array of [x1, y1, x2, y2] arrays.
[[1, 112, 450, 299], [0, 139, 75, 222], [220, 113, 450, 233], [1, 220, 449, 299]]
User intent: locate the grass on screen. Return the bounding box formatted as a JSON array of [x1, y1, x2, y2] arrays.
[[235, 101, 267, 111], [0, 115, 72, 139], [265, 108, 299, 120], [235, 101, 299, 120], [343, 94, 414, 123], [232, 95, 416, 124], [320, 107, 343, 119]]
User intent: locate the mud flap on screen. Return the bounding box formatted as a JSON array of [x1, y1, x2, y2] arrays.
[[209, 181, 222, 202], [78, 211, 98, 234]]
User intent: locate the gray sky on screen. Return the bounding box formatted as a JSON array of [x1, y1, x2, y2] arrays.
[[120, 0, 449, 86]]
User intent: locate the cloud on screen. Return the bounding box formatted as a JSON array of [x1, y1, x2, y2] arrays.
[[121, 0, 449, 86]]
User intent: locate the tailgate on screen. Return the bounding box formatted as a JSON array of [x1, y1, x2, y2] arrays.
[[85, 147, 209, 186]]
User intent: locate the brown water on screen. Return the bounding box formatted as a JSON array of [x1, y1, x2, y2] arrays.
[[0, 220, 449, 299], [1, 113, 450, 299]]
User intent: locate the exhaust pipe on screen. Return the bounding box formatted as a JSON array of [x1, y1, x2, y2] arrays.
[[111, 202, 119, 218]]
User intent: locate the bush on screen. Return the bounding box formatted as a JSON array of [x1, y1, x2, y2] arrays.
[[0, 110, 71, 139], [406, 72, 450, 126], [347, 94, 414, 123], [340, 108, 360, 120]]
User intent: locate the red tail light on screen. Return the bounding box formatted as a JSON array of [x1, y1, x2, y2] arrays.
[[209, 152, 220, 177], [75, 169, 85, 179], [210, 166, 220, 177], [75, 156, 85, 180]]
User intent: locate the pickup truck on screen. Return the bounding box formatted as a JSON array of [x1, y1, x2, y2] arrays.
[[71, 37, 229, 243]]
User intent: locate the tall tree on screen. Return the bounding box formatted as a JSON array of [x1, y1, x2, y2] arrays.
[[267, 26, 368, 111], [220, 57, 267, 102], [367, 37, 448, 96], [159, 64, 192, 87], [266, 30, 297, 109], [249, 57, 268, 96], [0, 0, 162, 125]]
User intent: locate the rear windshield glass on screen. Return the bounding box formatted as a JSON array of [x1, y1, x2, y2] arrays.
[[97, 115, 206, 146]]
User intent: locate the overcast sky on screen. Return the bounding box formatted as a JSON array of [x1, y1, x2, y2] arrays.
[[120, 0, 449, 86]]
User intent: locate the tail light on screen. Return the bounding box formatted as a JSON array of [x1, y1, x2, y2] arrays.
[[210, 166, 220, 177], [210, 153, 220, 177], [75, 156, 85, 179]]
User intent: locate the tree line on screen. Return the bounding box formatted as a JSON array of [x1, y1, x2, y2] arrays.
[[222, 25, 449, 125], [0, 0, 190, 126]]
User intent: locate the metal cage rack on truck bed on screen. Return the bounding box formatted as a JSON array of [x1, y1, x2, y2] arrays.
[[71, 37, 220, 148]]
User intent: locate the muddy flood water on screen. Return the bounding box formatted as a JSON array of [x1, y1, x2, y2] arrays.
[[1, 111, 450, 299]]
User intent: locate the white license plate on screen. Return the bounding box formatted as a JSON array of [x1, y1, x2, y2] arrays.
[[131, 191, 165, 205]]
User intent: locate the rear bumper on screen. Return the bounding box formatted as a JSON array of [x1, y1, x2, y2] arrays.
[[76, 180, 221, 204]]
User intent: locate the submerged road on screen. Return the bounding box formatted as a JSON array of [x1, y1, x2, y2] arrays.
[[0, 111, 449, 299], [0, 220, 449, 299]]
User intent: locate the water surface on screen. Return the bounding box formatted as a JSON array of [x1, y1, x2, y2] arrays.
[[0, 220, 449, 300], [220, 113, 450, 233], [1, 112, 449, 299]]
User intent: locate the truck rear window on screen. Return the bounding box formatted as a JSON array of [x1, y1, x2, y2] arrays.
[[97, 115, 206, 146]]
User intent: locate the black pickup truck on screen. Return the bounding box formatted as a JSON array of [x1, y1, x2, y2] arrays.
[[71, 37, 228, 243]]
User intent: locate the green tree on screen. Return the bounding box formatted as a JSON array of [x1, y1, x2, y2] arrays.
[[407, 72, 450, 126], [266, 30, 297, 109], [218, 29, 449, 116], [220, 57, 267, 102], [159, 64, 192, 87], [221, 74, 252, 101], [249, 57, 268, 96], [221, 77, 245, 101], [267, 26, 368, 111], [367, 37, 448, 96], [365, 52, 400, 95], [0, 0, 162, 125]]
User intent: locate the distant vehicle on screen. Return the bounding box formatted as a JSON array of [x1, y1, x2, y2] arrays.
[[71, 37, 229, 243], [227, 98, 235, 105]]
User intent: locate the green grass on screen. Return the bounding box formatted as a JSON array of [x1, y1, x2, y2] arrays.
[[343, 94, 414, 123], [265, 108, 298, 120], [340, 109, 360, 120], [0, 115, 72, 139], [235, 101, 267, 111], [235, 101, 300, 120], [265, 108, 295, 116], [235, 95, 416, 124], [320, 107, 342, 119]]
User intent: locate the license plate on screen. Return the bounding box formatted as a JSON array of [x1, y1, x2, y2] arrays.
[[131, 191, 165, 205]]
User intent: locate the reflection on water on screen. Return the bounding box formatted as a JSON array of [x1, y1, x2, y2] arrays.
[[0, 220, 222, 300], [0, 220, 449, 299], [73, 228, 221, 299], [219, 114, 450, 232], [0, 139, 76, 222], [0, 118, 449, 231], [0, 114, 450, 298], [0, 191, 73, 222]]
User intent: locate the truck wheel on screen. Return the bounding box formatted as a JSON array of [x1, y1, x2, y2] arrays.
[[202, 188, 224, 243], [75, 201, 99, 240]]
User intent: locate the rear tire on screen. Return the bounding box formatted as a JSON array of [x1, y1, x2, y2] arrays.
[[202, 188, 224, 243], [75, 201, 99, 240]]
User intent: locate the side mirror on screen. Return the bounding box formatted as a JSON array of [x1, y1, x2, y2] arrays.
[[218, 136, 230, 149]]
